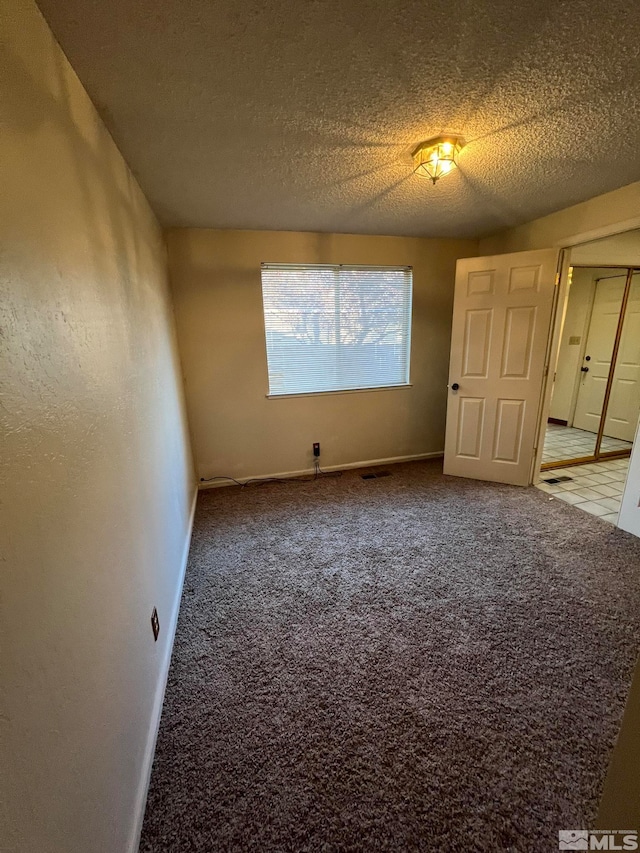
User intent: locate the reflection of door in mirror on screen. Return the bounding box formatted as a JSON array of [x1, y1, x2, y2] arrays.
[[548, 268, 595, 426], [604, 272, 640, 443], [544, 267, 603, 464], [573, 273, 626, 435], [543, 266, 637, 467]]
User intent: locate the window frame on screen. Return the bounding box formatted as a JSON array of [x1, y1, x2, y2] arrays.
[[260, 262, 414, 399]]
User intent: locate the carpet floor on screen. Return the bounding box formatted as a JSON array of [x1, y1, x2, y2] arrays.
[[139, 460, 640, 852]]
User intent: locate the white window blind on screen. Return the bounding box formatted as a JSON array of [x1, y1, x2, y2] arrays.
[[261, 264, 413, 396]]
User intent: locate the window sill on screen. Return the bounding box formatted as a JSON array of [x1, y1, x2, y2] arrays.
[[266, 384, 413, 400]]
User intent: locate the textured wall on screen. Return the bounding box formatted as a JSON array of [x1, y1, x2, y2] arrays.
[[597, 652, 640, 829], [167, 229, 476, 482], [0, 2, 195, 851]]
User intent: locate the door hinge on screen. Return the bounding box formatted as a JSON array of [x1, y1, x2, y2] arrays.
[[554, 272, 560, 287]]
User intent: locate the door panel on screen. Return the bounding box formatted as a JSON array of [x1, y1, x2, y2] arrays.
[[493, 399, 525, 463], [509, 265, 541, 293], [444, 250, 559, 486], [467, 270, 495, 295], [456, 398, 484, 458], [501, 306, 536, 378], [462, 310, 492, 377]]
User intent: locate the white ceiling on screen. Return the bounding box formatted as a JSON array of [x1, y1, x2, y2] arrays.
[[37, 0, 640, 238]]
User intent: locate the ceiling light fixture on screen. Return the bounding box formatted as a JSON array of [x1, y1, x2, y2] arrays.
[[412, 135, 465, 184]]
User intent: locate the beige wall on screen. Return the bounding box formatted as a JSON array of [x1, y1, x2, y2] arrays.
[[167, 229, 477, 482], [570, 228, 640, 266], [597, 653, 640, 828], [0, 2, 195, 852], [484, 186, 640, 831], [479, 181, 640, 255]]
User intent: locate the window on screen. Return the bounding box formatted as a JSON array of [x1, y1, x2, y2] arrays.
[[261, 264, 412, 396]]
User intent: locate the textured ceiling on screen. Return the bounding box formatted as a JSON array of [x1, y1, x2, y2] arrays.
[[37, 0, 640, 238]]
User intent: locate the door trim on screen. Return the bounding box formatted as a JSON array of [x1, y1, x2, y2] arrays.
[[529, 251, 569, 484], [566, 269, 597, 427]]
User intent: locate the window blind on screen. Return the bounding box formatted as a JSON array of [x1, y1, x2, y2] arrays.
[[261, 264, 413, 396]]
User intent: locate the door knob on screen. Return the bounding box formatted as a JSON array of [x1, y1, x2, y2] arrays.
[[451, 382, 460, 391], [580, 366, 589, 373]]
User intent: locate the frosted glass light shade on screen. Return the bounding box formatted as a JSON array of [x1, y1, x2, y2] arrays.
[[412, 136, 465, 184]]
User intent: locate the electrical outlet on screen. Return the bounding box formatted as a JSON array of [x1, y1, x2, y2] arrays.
[[313, 442, 320, 457], [151, 607, 160, 641]]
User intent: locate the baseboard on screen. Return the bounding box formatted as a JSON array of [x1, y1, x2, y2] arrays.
[[547, 417, 568, 426], [128, 485, 198, 853], [198, 451, 445, 489]]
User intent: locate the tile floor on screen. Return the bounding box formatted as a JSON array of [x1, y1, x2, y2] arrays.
[[542, 423, 632, 465], [536, 457, 630, 524]]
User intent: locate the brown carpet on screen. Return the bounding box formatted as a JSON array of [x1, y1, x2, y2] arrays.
[[139, 460, 640, 852]]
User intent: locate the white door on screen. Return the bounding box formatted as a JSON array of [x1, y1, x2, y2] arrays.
[[573, 275, 626, 435], [444, 249, 559, 486], [603, 272, 640, 442]]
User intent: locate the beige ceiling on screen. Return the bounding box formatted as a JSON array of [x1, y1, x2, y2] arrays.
[[37, 0, 640, 238]]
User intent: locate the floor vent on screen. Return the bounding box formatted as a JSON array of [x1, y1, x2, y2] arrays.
[[362, 471, 391, 480], [543, 475, 574, 484]]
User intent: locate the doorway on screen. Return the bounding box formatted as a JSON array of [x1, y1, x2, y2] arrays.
[[443, 229, 640, 494], [534, 230, 640, 524], [541, 264, 640, 470]]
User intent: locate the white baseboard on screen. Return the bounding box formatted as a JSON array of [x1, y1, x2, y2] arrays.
[[198, 451, 444, 490], [128, 485, 198, 853]]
